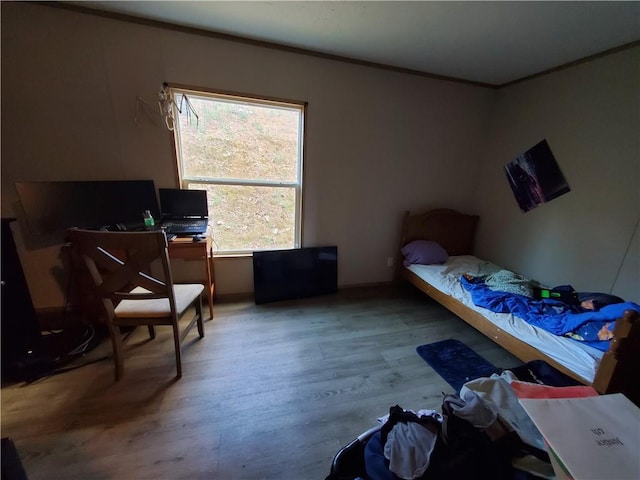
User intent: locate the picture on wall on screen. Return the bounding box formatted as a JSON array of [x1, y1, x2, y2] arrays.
[[505, 139, 570, 213]]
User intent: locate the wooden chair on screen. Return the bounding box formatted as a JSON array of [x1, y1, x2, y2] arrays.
[[66, 228, 205, 381]]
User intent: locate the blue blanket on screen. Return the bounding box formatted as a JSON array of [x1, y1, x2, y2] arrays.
[[460, 276, 640, 352]]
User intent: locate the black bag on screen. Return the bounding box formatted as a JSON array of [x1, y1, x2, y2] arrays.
[[366, 401, 513, 480], [428, 394, 513, 480]]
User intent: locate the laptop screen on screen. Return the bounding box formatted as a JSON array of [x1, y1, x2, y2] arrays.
[[159, 188, 208, 218]]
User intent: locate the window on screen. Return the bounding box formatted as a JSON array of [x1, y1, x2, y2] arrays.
[[171, 88, 305, 254]]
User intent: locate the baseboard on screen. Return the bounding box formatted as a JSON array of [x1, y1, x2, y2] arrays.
[[214, 281, 398, 304], [339, 280, 397, 290], [214, 292, 255, 304]]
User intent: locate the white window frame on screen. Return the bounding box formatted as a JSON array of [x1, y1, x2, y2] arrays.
[[170, 87, 305, 255]]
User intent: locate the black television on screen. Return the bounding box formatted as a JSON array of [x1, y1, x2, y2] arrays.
[[15, 180, 160, 236], [252, 246, 338, 304]]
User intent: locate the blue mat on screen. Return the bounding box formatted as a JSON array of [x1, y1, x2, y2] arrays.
[[416, 339, 499, 392]]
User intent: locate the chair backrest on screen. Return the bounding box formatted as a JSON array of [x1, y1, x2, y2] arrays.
[[67, 229, 176, 321]]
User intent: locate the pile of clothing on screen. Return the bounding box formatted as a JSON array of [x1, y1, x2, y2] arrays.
[[363, 371, 561, 480]]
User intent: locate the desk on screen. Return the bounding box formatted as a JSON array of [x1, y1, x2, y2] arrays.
[[167, 236, 215, 319]]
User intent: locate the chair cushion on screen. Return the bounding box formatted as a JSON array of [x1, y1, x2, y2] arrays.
[[115, 284, 204, 318]]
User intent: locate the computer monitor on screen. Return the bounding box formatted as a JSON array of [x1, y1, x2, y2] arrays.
[[15, 180, 160, 236], [159, 188, 208, 218]]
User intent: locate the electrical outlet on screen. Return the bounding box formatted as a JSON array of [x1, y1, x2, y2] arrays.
[[386, 257, 394, 267]]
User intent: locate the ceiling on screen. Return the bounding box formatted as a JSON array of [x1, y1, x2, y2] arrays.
[[66, 1, 640, 86]]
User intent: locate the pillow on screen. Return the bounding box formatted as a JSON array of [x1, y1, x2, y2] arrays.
[[401, 240, 448, 266]]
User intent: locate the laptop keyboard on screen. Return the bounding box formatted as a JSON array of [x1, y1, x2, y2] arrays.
[[162, 220, 208, 234]]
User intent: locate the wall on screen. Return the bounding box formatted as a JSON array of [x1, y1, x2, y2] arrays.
[[1, 3, 494, 309], [472, 47, 639, 302]]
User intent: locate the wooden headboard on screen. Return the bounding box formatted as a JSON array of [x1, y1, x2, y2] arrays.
[[400, 208, 479, 256]]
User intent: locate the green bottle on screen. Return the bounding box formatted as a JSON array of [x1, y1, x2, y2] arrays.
[[143, 210, 155, 229]]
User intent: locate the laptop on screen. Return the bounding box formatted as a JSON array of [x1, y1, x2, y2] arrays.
[[159, 188, 209, 235]]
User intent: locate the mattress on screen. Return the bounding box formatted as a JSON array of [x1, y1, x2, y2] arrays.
[[407, 255, 602, 383]]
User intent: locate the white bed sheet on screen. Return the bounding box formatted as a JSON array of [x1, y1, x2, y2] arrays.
[[407, 255, 602, 383]]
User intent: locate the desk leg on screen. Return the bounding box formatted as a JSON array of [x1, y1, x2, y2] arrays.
[[205, 253, 214, 320]]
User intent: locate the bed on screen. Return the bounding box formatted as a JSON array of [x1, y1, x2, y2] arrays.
[[398, 208, 640, 402]]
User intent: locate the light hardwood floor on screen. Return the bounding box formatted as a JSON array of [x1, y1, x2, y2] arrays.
[[1, 284, 521, 479]]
